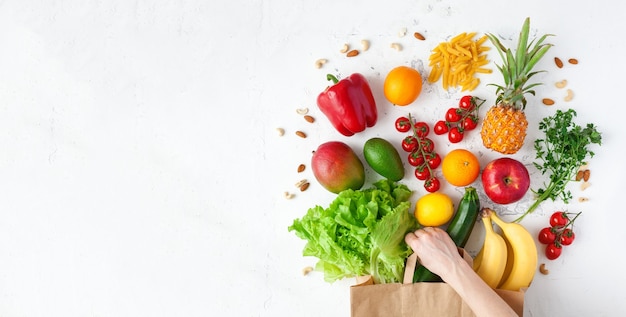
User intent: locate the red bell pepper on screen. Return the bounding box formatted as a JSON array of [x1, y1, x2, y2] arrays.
[[316, 73, 378, 136]]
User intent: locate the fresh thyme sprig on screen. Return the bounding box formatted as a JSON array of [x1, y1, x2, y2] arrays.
[[515, 109, 602, 222]]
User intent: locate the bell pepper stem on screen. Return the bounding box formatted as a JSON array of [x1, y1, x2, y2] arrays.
[[326, 74, 340, 84]]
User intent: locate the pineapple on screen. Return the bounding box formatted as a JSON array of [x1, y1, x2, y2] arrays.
[[480, 18, 553, 154]]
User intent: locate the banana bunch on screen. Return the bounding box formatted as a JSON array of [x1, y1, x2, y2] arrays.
[[473, 208, 537, 291]]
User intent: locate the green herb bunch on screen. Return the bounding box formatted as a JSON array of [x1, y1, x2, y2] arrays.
[[516, 108, 602, 222]]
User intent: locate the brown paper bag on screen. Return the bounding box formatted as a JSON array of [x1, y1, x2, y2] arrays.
[[350, 250, 525, 317]]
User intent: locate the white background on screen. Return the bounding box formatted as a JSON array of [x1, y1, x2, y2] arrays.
[[0, 0, 624, 316]]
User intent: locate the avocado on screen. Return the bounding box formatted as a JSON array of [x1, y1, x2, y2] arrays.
[[363, 137, 405, 181]]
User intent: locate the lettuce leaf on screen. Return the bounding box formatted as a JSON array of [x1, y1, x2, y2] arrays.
[[288, 179, 417, 283]]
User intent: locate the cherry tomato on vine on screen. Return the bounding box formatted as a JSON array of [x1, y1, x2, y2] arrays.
[[538, 227, 557, 245], [395, 116, 411, 133], [550, 211, 569, 227], [402, 136, 418, 152], [413, 121, 430, 138], [462, 116, 478, 131], [445, 108, 462, 122], [545, 243, 562, 260], [420, 138, 434, 153], [414, 166, 431, 181], [560, 228, 575, 245], [427, 153, 442, 169], [424, 177, 440, 192], [459, 95, 475, 111], [433, 120, 449, 135], [448, 127, 464, 143], [408, 151, 425, 167]]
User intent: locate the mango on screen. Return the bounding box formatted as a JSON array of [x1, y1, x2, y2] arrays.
[[311, 141, 365, 194]]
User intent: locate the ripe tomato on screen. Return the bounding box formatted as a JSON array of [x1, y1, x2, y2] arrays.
[[434, 120, 449, 135], [445, 107, 462, 122], [408, 151, 425, 167], [462, 116, 478, 131], [538, 227, 557, 244], [424, 177, 440, 192], [427, 153, 441, 169], [459, 95, 475, 111], [402, 136, 418, 152], [395, 117, 411, 133], [414, 166, 431, 180], [420, 138, 434, 153], [550, 211, 569, 227], [545, 243, 562, 260], [560, 228, 575, 245], [414, 121, 430, 138], [448, 127, 464, 143]]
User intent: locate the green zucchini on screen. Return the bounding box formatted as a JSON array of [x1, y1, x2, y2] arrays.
[[412, 186, 480, 283]]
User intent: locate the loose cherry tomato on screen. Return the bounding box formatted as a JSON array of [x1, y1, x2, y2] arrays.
[[395, 116, 412, 133], [433, 120, 449, 135], [420, 138, 434, 153], [550, 211, 569, 227], [448, 127, 464, 143], [459, 95, 475, 111], [402, 136, 418, 152], [538, 227, 557, 245], [560, 228, 575, 245], [424, 177, 440, 192], [545, 243, 562, 260], [462, 116, 478, 130], [408, 151, 425, 167], [445, 107, 462, 122], [427, 153, 441, 169], [413, 121, 430, 138], [414, 166, 431, 180]]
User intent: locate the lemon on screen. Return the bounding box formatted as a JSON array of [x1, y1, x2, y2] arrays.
[[415, 192, 454, 227]]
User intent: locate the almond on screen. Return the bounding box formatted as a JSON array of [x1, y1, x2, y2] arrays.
[[568, 58, 579, 65], [346, 49, 359, 57], [542, 98, 555, 106], [297, 164, 306, 173], [554, 57, 563, 68], [295, 131, 307, 138], [303, 115, 315, 123], [575, 170, 584, 181], [299, 182, 310, 192], [583, 169, 590, 182], [414, 32, 425, 40]]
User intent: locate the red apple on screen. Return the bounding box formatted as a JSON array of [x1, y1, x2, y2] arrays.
[[481, 157, 530, 204]]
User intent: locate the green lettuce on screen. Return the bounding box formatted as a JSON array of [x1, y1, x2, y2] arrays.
[[288, 179, 417, 283]]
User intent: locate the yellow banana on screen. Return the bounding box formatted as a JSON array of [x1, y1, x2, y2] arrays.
[[473, 210, 507, 289], [487, 208, 537, 291]]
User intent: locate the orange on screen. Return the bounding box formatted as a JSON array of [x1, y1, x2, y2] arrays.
[[383, 66, 423, 106], [415, 192, 454, 227], [442, 149, 480, 187]]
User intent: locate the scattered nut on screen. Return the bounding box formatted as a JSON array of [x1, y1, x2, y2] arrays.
[[578, 197, 589, 202], [302, 266, 314, 276], [276, 128, 285, 136], [554, 57, 564, 68], [581, 181, 591, 191], [575, 170, 584, 181], [295, 179, 308, 188], [284, 191, 295, 199], [314, 58, 328, 69], [539, 263, 550, 275], [303, 115, 315, 123], [295, 131, 307, 138], [390, 43, 402, 51], [398, 27, 407, 37], [583, 169, 590, 182], [555, 79, 568, 89], [296, 108, 309, 115], [299, 182, 310, 192], [346, 49, 359, 57], [297, 164, 306, 173], [568, 58, 579, 65], [564, 89, 574, 102], [542, 98, 555, 106], [414, 32, 425, 40], [360, 39, 370, 51], [339, 43, 350, 53]]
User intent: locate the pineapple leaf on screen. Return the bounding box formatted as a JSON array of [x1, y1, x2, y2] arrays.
[[486, 33, 508, 64], [505, 49, 517, 85], [522, 44, 553, 76], [515, 18, 531, 78]]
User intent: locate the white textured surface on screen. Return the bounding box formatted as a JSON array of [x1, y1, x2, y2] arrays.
[[0, 0, 624, 316]]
